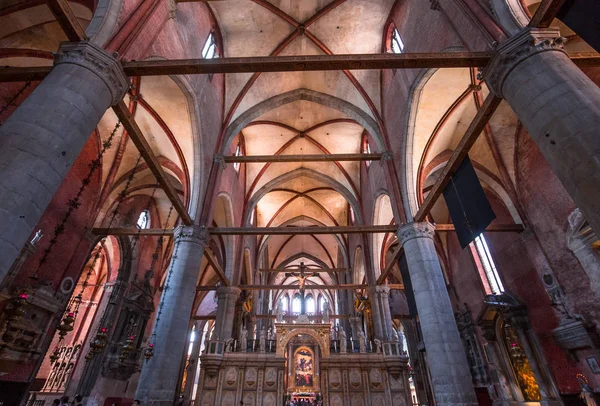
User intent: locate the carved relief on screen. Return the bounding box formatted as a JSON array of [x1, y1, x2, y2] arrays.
[[351, 395, 365, 406], [225, 367, 237, 387], [263, 392, 276, 406], [243, 392, 256, 406], [370, 368, 382, 388], [329, 369, 342, 389], [265, 367, 277, 387], [389, 373, 404, 390], [201, 391, 215, 406], [204, 373, 217, 388], [245, 367, 257, 387], [393, 393, 406, 406], [372, 393, 385, 405], [222, 391, 236, 406], [349, 368, 362, 388], [330, 393, 343, 406]]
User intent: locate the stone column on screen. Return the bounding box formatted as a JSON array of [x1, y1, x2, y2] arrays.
[[484, 27, 600, 237], [136, 226, 208, 406], [398, 222, 477, 406], [212, 286, 241, 341], [0, 41, 128, 283], [367, 286, 385, 340]]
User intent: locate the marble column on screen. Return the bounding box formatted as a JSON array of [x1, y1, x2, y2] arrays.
[[367, 286, 385, 340], [371, 285, 394, 340], [136, 226, 208, 406], [484, 27, 600, 237], [0, 41, 128, 283], [398, 222, 477, 406], [213, 286, 241, 341]]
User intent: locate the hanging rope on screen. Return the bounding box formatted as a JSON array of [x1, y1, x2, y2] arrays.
[[144, 208, 178, 362], [33, 120, 123, 279]]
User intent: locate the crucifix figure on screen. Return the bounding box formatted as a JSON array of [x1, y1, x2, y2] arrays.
[[285, 262, 318, 314]]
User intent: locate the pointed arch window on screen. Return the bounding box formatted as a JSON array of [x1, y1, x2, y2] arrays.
[[390, 27, 405, 54], [306, 295, 315, 314], [136, 210, 150, 229], [363, 136, 372, 168], [202, 32, 218, 59], [471, 234, 504, 295], [280, 295, 288, 312], [233, 142, 242, 173], [292, 295, 302, 314]]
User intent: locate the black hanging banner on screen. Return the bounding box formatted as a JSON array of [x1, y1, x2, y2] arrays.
[[442, 156, 496, 248], [398, 253, 418, 318], [557, 0, 600, 53]]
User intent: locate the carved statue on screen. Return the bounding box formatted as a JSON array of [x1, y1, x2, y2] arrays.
[[323, 302, 330, 323], [284, 262, 318, 294], [30, 230, 43, 246], [339, 328, 347, 353], [374, 338, 382, 353], [392, 327, 399, 342], [397, 328, 405, 353], [240, 326, 248, 352], [276, 304, 283, 322], [358, 330, 366, 353], [267, 326, 274, 340], [259, 327, 266, 352]]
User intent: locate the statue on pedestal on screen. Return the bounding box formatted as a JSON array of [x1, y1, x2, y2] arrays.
[[323, 302, 330, 323], [374, 338, 382, 353], [358, 331, 366, 353], [339, 328, 347, 353], [276, 304, 283, 322], [259, 327, 266, 352], [240, 326, 248, 352]]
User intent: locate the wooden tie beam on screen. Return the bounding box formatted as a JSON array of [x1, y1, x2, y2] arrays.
[[529, 0, 566, 28], [208, 226, 397, 235], [2, 52, 600, 83], [47, 0, 88, 42], [414, 95, 503, 222], [259, 268, 348, 272], [204, 248, 230, 286], [196, 284, 404, 292], [92, 223, 524, 237], [113, 101, 193, 225], [223, 153, 382, 163]]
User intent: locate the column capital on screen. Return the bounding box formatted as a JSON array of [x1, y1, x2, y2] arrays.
[[174, 225, 210, 246], [397, 222, 435, 245], [55, 41, 129, 105], [483, 27, 567, 97], [216, 285, 241, 299]]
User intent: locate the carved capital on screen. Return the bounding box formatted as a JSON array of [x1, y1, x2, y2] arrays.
[[397, 222, 435, 245], [483, 28, 567, 97], [216, 286, 241, 300], [55, 41, 129, 106], [174, 225, 210, 247]]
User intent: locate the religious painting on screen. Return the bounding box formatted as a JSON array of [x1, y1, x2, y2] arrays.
[[502, 322, 541, 401], [294, 347, 314, 387]]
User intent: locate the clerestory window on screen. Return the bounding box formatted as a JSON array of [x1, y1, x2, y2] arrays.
[[471, 234, 504, 295], [136, 210, 150, 229], [390, 27, 405, 54], [202, 32, 218, 59]]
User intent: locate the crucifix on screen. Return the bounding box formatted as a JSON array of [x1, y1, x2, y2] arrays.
[[285, 262, 318, 314]]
